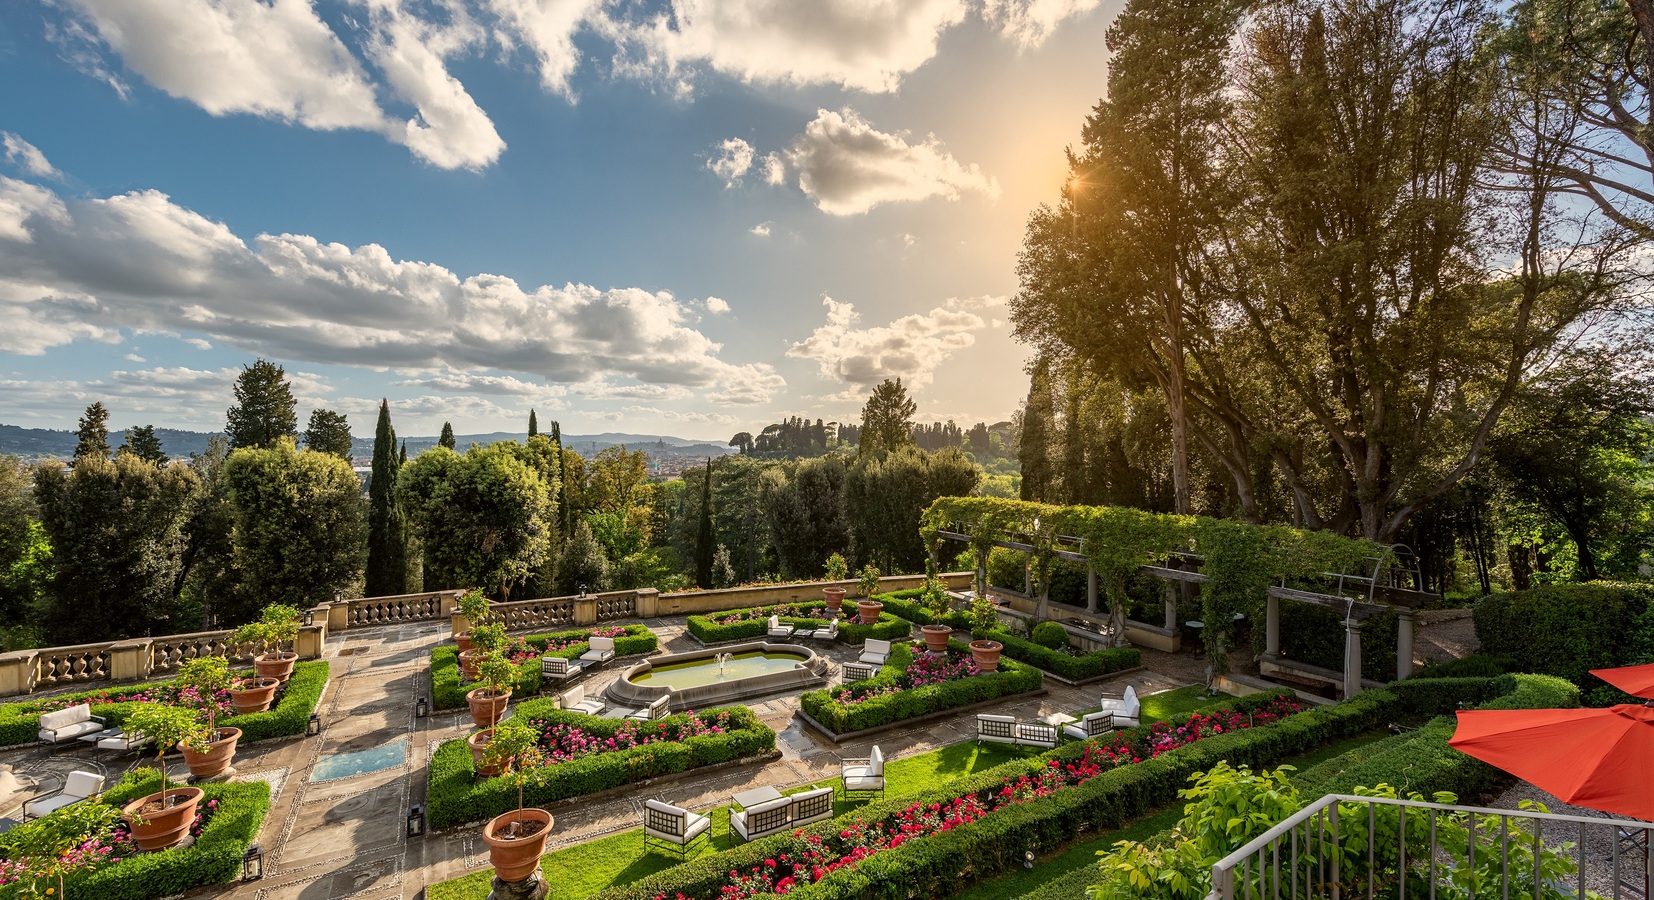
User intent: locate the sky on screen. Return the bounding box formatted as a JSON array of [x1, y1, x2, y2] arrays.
[[0, 0, 1120, 440]]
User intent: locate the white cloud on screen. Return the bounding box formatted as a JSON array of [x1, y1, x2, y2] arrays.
[[123, 352, 145, 362], [981, 0, 1103, 48], [0, 177, 784, 404], [395, 370, 567, 399], [621, 405, 736, 427], [362, 0, 506, 171], [487, 0, 600, 98], [761, 153, 785, 185], [704, 296, 730, 314], [780, 108, 999, 215], [2, 134, 62, 179], [787, 295, 984, 388], [749, 221, 771, 237], [0, 365, 333, 428], [569, 382, 692, 402], [184, 338, 212, 350], [605, 0, 967, 93], [901, 233, 916, 250], [707, 138, 755, 188]]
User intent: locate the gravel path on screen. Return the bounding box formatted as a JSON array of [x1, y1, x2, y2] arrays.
[[1482, 780, 1651, 898]]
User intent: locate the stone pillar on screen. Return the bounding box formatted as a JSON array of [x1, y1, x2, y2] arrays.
[[1343, 618, 1363, 699], [1023, 555, 1032, 596], [975, 561, 987, 598], [450, 612, 471, 639], [295, 624, 327, 660], [327, 600, 350, 632], [1163, 583, 1178, 632], [0, 650, 39, 697], [1086, 566, 1098, 613], [108, 639, 153, 682], [489, 873, 549, 900], [573, 595, 599, 626], [439, 591, 462, 617], [1265, 595, 1280, 658], [1396, 610, 1415, 680], [634, 588, 660, 618]]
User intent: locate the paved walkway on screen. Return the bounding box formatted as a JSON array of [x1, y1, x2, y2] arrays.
[[0, 617, 1185, 900]]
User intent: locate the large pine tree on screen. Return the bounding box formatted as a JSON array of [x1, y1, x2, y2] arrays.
[[365, 399, 407, 596], [439, 421, 456, 450], [73, 402, 111, 461], [225, 359, 298, 450], [118, 425, 167, 464], [304, 409, 353, 459]]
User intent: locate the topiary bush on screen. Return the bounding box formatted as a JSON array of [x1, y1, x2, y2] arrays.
[[1474, 582, 1654, 700], [1030, 621, 1068, 650], [799, 642, 1042, 734]]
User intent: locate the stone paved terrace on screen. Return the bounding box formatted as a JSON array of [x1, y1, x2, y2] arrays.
[[0, 615, 1189, 900]]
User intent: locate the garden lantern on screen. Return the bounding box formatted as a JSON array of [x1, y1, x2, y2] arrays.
[[307, 712, 322, 736], [334, 589, 343, 604], [302, 608, 314, 627], [407, 804, 425, 837], [243, 844, 264, 881], [1023, 850, 1035, 869], [416, 697, 429, 718]]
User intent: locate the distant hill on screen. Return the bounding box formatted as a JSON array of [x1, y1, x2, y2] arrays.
[[0, 423, 735, 461]]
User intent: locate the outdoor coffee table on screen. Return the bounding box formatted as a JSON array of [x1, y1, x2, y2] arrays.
[[77, 727, 124, 744], [731, 785, 784, 810], [1041, 713, 1077, 728]]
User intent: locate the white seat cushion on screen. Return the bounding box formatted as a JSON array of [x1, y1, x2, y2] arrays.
[[843, 772, 884, 792], [41, 720, 104, 742], [570, 699, 606, 715], [37, 705, 90, 733], [24, 793, 81, 817]]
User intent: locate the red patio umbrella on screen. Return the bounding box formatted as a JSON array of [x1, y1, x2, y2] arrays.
[[1449, 704, 1654, 822], [1591, 662, 1654, 700]]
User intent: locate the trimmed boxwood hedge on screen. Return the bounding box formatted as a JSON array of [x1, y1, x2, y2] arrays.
[[0, 769, 271, 900], [426, 701, 776, 828], [0, 659, 329, 746], [874, 589, 1141, 681], [799, 641, 1043, 735], [686, 604, 911, 646], [431, 624, 657, 710], [1474, 582, 1654, 698]]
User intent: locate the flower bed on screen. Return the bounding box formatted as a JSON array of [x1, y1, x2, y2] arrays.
[[427, 701, 776, 828], [0, 771, 269, 900], [0, 659, 329, 746], [875, 589, 1141, 682], [801, 642, 1042, 734], [430, 623, 657, 710], [687, 604, 911, 646]]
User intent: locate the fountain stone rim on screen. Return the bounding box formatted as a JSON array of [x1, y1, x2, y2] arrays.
[[604, 640, 830, 711]]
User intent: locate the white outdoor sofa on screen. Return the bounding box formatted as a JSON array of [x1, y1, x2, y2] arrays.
[[558, 683, 606, 716], [23, 771, 104, 818], [1063, 712, 1116, 741], [730, 787, 834, 842], [642, 799, 711, 859], [541, 654, 585, 683], [767, 615, 795, 641], [841, 745, 886, 798], [858, 639, 892, 666], [1099, 685, 1141, 728], [37, 704, 106, 743], [581, 635, 616, 666], [975, 714, 1059, 749]]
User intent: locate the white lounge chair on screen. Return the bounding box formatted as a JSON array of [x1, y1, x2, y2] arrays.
[[1063, 712, 1116, 741], [804, 620, 839, 641], [642, 799, 711, 859], [37, 705, 105, 743], [859, 639, 891, 666], [24, 771, 104, 818], [841, 661, 879, 683], [628, 694, 671, 721], [541, 655, 584, 682], [581, 635, 616, 665], [1099, 685, 1140, 728], [841, 745, 886, 799], [767, 615, 795, 641], [559, 683, 606, 716], [1015, 722, 1059, 748]]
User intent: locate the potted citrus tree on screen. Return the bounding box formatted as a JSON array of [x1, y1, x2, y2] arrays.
[[455, 587, 488, 652], [235, 604, 301, 682], [462, 622, 505, 681], [120, 703, 207, 851], [11, 799, 122, 898], [481, 719, 553, 884], [918, 561, 954, 654], [822, 553, 849, 613], [467, 650, 515, 730], [176, 656, 241, 780], [855, 564, 883, 624], [967, 596, 1003, 671]]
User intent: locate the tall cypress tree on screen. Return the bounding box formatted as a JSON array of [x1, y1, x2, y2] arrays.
[[694, 459, 715, 589], [439, 422, 456, 450], [528, 409, 538, 438], [1020, 357, 1056, 502], [365, 399, 407, 596], [225, 359, 298, 450], [550, 420, 572, 536]]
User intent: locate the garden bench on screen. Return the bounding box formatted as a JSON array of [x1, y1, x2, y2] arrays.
[[977, 714, 1061, 748], [37, 704, 106, 743], [859, 639, 892, 666], [1099, 685, 1140, 727], [766, 615, 795, 641], [23, 770, 104, 818], [1015, 721, 1059, 748], [841, 661, 878, 683], [1062, 711, 1116, 741], [558, 683, 606, 716], [581, 635, 616, 665], [642, 799, 711, 859], [541, 654, 585, 682], [730, 786, 834, 842], [840, 745, 885, 798], [801, 619, 839, 641]]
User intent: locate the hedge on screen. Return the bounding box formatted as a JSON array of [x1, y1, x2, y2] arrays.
[[0, 769, 271, 900], [686, 604, 911, 646], [1474, 582, 1654, 699], [431, 624, 657, 710], [799, 641, 1043, 734], [1251, 598, 1399, 683], [426, 702, 776, 828], [873, 589, 1141, 682], [0, 659, 329, 746]]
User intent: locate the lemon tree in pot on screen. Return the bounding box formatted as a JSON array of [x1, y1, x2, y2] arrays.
[[455, 587, 488, 652], [176, 656, 241, 780], [121, 703, 207, 851], [967, 596, 1003, 672], [855, 564, 883, 624], [918, 560, 954, 654], [467, 650, 514, 730], [235, 604, 301, 682], [462, 622, 505, 682], [481, 719, 554, 885], [822, 553, 849, 613]]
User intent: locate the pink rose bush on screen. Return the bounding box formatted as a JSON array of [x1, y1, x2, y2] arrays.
[[526, 710, 734, 766]]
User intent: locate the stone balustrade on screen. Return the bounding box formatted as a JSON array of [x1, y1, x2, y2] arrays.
[[341, 590, 462, 628], [0, 622, 330, 698]]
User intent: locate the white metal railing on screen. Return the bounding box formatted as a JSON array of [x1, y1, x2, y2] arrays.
[[1208, 793, 1652, 900]]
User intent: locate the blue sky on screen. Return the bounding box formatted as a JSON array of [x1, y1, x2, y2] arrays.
[[0, 0, 1118, 440]]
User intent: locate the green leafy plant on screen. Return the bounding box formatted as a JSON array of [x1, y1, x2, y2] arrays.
[[7, 797, 123, 899], [258, 604, 301, 656], [458, 587, 490, 623], [483, 719, 546, 831], [825, 552, 849, 582], [123, 703, 207, 806], [470, 623, 507, 654], [1031, 621, 1068, 650], [176, 656, 231, 738], [920, 559, 950, 618], [857, 564, 881, 599], [968, 596, 999, 635], [475, 652, 515, 729]]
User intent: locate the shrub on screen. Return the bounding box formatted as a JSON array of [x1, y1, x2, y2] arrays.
[[1031, 621, 1068, 649], [799, 641, 1043, 734], [430, 624, 656, 710], [1250, 599, 1398, 683], [1474, 582, 1654, 695], [1414, 653, 1516, 679], [686, 604, 911, 646], [877, 590, 1140, 681]]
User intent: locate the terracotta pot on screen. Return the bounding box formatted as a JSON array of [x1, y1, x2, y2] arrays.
[[823, 587, 846, 612], [456, 632, 474, 653], [122, 786, 203, 852], [228, 677, 280, 715], [857, 600, 883, 625], [466, 687, 511, 729], [467, 728, 502, 777], [254, 651, 297, 683], [483, 808, 554, 883], [969, 639, 1003, 672], [180, 726, 241, 780], [920, 624, 954, 654], [458, 649, 483, 681]]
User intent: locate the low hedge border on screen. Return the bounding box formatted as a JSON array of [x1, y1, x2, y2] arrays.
[[875, 590, 1142, 683], [431, 624, 658, 710], [686, 604, 912, 646], [798, 641, 1043, 735], [0, 769, 271, 900], [427, 701, 777, 829], [0, 660, 330, 746]]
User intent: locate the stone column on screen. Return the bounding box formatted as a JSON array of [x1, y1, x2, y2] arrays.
[[1163, 583, 1178, 631], [1396, 610, 1415, 680], [0, 650, 39, 697], [1086, 566, 1098, 613], [1265, 596, 1281, 658], [976, 561, 987, 598], [634, 588, 660, 618], [108, 639, 153, 682], [573, 594, 599, 626], [450, 612, 471, 639], [439, 591, 462, 617], [1023, 554, 1032, 596], [327, 599, 350, 632], [295, 624, 327, 660], [1343, 618, 1363, 699]]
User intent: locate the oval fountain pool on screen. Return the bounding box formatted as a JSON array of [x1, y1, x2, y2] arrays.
[[604, 641, 829, 711]]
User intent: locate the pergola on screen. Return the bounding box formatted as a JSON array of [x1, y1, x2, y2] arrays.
[[931, 525, 1438, 698]]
